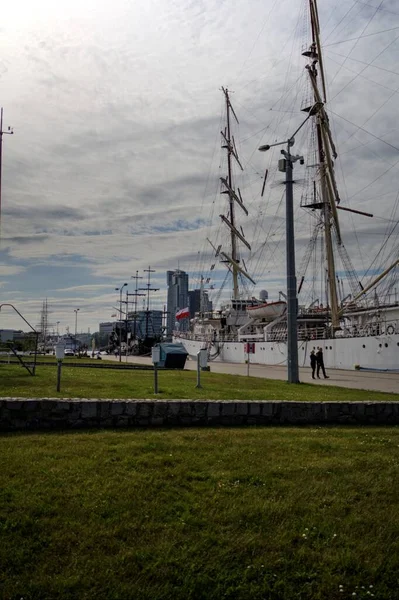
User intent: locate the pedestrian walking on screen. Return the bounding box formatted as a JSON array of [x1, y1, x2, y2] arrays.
[[310, 349, 317, 379], [316, 346, 329, 379]]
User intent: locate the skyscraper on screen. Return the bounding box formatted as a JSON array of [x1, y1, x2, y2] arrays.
[[188, 289, 213, 318], [166, 269, 189, 336]]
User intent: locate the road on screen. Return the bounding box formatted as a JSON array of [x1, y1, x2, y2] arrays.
[[106, 354, 399, 394]]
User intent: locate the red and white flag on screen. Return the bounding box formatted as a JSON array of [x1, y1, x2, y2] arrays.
[[176, 307, 190, 321]]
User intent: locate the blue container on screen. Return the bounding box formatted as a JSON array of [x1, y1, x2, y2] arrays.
[[155, 343, 188, 369]]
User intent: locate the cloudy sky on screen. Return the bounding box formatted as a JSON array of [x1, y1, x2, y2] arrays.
[[0, 0, 398, 334]]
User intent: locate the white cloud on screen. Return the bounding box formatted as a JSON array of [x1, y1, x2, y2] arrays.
[[0, 0, 398, 331]]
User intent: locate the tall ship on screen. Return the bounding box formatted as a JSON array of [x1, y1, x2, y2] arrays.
[[174, 0, 399, 371]]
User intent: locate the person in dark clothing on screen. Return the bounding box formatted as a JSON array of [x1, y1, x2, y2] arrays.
[[316, 346, 329, 379], [310, 349, 317, 379]]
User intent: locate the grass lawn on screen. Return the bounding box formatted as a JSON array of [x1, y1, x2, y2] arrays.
[[0, 427, 398, 600], [0, 363, 398, 401]]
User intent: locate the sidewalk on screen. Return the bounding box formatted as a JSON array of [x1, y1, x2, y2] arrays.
[[107, 354, 399, 394]]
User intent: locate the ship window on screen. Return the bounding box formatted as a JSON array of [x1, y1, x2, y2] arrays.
[[385, 343, 388, 348], [379, 344, 382, 348], [271, 347, 273, 351], [362, 345, 366, 348]]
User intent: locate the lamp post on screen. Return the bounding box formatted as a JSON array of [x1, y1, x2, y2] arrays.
[[74, 309, 80, 354], [259, 115, 309, 383], [0, 108, 14, 229], [115, 283, 128, 362]]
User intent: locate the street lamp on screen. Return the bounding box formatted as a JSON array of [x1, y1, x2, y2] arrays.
[[115, 283, 128, 362], [0, 108, 14, 223], [258, 115, 309, 384], [74, 309, 80, 354]]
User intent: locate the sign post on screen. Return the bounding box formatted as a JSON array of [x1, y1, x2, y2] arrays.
[[55, 342, 66, 392], [244, 342, 255, 376], [152, 346, 161, 394], [196, 349, 208, 388]]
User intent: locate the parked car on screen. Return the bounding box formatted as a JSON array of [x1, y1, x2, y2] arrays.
[[64, 348, 75, 357]]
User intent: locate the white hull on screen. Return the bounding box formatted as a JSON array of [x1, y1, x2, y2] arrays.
[[174, 333, 399, 371]]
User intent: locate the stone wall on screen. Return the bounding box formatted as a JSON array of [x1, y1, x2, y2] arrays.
[[0, 399, 398, 431]]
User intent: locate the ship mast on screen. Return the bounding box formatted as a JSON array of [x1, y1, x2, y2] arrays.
[[219, 87, 254, 298], [302, 0, 341, 328]]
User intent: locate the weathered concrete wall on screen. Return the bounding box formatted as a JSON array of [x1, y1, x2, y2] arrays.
[[0, 399, 398, 431]]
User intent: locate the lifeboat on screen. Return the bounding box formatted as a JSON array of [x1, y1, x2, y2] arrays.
[[247, 300, 287, 320]]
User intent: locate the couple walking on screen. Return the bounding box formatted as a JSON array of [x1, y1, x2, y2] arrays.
[[310, 347, 329, 379]]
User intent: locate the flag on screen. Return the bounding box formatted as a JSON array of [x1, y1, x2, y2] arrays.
[[111, 313, 117, 318], [176, 307, 190, 321]]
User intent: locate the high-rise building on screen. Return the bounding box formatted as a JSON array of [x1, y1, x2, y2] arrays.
[[188, 289, 213, 318], [166, 269, 189, 336]]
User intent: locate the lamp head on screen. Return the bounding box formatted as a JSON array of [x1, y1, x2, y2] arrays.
[[258, 144, 270, 152]]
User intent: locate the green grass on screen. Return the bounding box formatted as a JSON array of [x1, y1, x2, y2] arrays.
[[0, 363, 398, 401], [0, 427, 398, 599]]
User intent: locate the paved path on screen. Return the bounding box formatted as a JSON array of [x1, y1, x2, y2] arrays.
[[106, 355, 399, 394]]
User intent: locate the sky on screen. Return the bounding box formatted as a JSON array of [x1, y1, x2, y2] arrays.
[[0, 0, 398, 334]]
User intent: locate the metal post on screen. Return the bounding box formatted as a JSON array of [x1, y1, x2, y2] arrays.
[[125, 290, 128, 362], [57, 360, 62, 392], [74, 308, 79, 354], [247, 349, 250, 376], [285, 148, 300, 383], [119, 288, 123, 362], [196, 351, 202, 388], [154, 362, 158, 394]]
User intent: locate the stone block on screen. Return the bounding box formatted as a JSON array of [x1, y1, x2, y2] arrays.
[[249, 403, 261, 416], [98, 402, 111, 419], [179, 402, 192, 416], [125, 402, 137, 416], [261, 403, 274, 417], [221, 403, 235, 417], [192, 403, 207, 419], [235, 402, 248, 416], [24, 400, 40, 411], [56, 401, 70, 411], [167, 402, 181, 417], [220, 416, 236, 426], [40, 400, 58, 410], [81, 402, 97, 419], [207, 403, 220, 417], [5, 401, 24, 411], [111, 402, 125, 416], [12, 419, 28, 430], [324, 402, 340, 422], [114, 416, 130, 427], [231, 415, 245, 425], [137, 402, 153, 418], [153, 402, 168, 418]]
